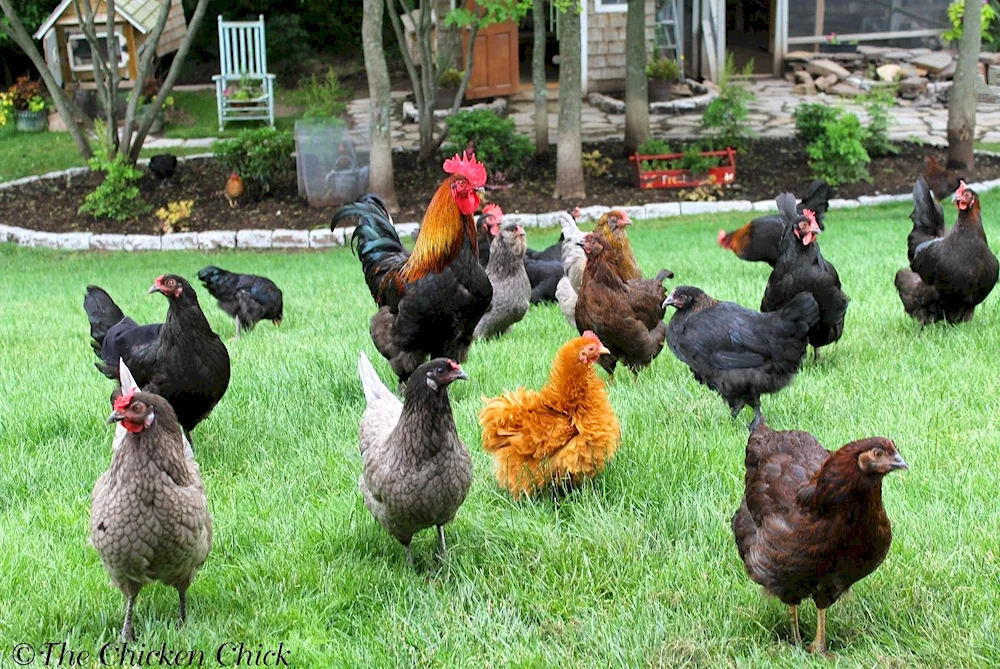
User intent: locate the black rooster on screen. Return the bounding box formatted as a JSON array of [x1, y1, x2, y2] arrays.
[[197, 266, 284, 338]]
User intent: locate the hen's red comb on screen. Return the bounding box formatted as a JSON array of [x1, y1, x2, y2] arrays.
[[113, 389, 135, 412], [483, 203, 503, 220], [581, 331, 602, 346], [802, 208, 817, 224], [958, 180, 969, 195], [443, 151, 487, 189]]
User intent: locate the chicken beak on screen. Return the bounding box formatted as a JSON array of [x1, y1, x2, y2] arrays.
[[663, 293, 676, 308], [597, 346, 610, 356], [889, 453, 909, 471], [107, 410, 126, 424], [453, 369, 470, 382], [476, 187, 486, 199], [147, 283, 159, 295]]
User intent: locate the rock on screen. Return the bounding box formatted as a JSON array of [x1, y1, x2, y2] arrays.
[[899, 76, 929, 99], [537, 211, 569, 228], [503, 213, 538, 229], [56, 232, 91, 251], [931, 61, 958, 80], [90, 234, 125, 251], [981, 52, 1000, 66], [806, 58, 851, 81], [395, 222, 420, 237], [792, 83, 815, 96], [830, 82, 863, 97], [876, 64, 901, 82], [814, 74, 839, 91], [911, 51, 953, 74], [309, 228, 341, 249], [845, 76, 874, 91], [899, 64, 928, 78], [236, 229, 273, 249], [198, 230, 237, 250], [574, 205, 610, 223], [643, 202, 681, 218], [882, 50, 914, 61], [123, 235, 162, 251], [160, 232, 198, 251], [271, 229, 309, 249], [785, 50, 817, 62], [783, 72, 797, 83], [608, 205, 648, 220], [858, 45, 892, 57]]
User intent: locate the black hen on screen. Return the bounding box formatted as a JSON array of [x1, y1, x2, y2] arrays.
[[197, 266, 284, 338], [524, 257, 563, 303], [148, 153, 178, 183], [895, 178, 998, 324], [665, 286, 819, 430], [83, 275, 231, 438], [761, 193, 849, 360]]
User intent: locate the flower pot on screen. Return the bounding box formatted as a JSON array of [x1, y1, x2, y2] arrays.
[[819, 43, 857, 54], [15, 109, 47, 133], [648, 79, 674, 103], [630, 147, 738, 189], [435, 87, 459, 110]]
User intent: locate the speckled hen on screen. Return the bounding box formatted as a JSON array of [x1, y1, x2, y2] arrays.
[[356, 352, 473, 566], [474, 218, 531, 339]]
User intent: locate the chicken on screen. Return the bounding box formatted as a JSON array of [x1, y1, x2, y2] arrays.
[[91, 361, 212, 641], [593, 210, 641, 280], [334, 153, 493, 384], [357, 352, 472, 566], [524, 256, 563, 304], [761, 194, 849, 360], [575, 233, 674, 378], [523, 207, 580, 262], [556, 212, 588, 329], [476, 203, 503, 267], [474, 218, 531, 339], [148, 153, 178, 185], [224, 172, 243, 208], [719, 180, 832, 267], [197, 266, 284, 338], [479, 332, 621, 499], [664, 286, 819, 430], [895, 178, 998, 324], [922, 155, 963, 202], [732, 424, 907, 654], [83, 276, 231, 440]]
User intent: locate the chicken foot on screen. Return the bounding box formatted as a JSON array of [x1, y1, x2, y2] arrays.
[[788, 605, 801, 646], [747, 404, 764, 432], [808, 608, 831, 656], [120, 595, 137, 642], [404, 543, 414, 569]]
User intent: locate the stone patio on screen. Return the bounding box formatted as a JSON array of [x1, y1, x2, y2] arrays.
[[345, 79, 1000, 151]]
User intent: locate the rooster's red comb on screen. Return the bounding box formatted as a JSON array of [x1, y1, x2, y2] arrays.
[[483, 203, 503, 220], [443, 151, 487, 189], [113, 389, 136, 412]]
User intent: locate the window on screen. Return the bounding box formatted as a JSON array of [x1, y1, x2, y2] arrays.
[[67, 32, 128, 73], [595, 0, 627, 13]]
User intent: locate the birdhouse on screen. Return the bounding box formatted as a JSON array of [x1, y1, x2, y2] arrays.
[[32, 0, 188, 91]]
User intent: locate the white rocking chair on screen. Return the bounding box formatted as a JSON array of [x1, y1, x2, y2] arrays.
[[212, 15, 276, 131]]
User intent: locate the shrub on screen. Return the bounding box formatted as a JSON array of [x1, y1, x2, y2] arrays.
[[582, 150, 613, 178], [679, 144, 722, 175], [646, 56, 680, 81], [443, 110, 532, 177], [700, 53, 757, 152], [636, 138, 676, 171], [943, 1, 1000, 50], [5, 76, 44, 111], [794, 103, 841, 144], [155, 200, 195, 234], [862, 87, 899, 157], [300, 67, 348, 120], [265, 14, 316, 83], [806, 113, 872, 186], [213, 128, 295, 195], [438, 68, 464, 88], [79, 123, 150, 221]]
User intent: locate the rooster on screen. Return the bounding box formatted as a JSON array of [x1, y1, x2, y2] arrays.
[[333, 152, 493, 384], [895, 179, 998, 324], [479, 332, 620, 499], [719, 180, 831, 267]]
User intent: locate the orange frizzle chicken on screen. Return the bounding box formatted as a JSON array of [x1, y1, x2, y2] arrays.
[[224, 173, 244, 208], [479, 332, 621, 499], [593, 210, 642, 280]]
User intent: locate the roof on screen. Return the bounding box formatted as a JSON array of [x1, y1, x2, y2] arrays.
[[32, 0, 182, 41]]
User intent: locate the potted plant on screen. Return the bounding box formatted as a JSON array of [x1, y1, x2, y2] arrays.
[[819, 32, 858, 54], [435, 68, 464, 110], [224, 73, 263, 108], [646, 56, 681, 103], [136, 78, 174, 134], [4, 76, 48, 133], [630, 138, 737, 189]]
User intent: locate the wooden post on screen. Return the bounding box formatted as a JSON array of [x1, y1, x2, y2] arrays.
[[813, 0, 825, 52]]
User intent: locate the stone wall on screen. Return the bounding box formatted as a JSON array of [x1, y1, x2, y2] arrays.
[[586, 1, 656, 93], [788, 0, 950, 39]]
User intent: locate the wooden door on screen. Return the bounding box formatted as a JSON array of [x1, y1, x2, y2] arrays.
[[463, 19, 519, 99]]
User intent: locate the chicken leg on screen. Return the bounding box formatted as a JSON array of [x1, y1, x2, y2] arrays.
[[178, 588, 188, 625], [436, 525, 448, 560], [121, 595, 137, 642], [788, 605, 801, 646], [808, 607, 830, 656], [405, 543, 414, 568], [748, 403, 764, 432]]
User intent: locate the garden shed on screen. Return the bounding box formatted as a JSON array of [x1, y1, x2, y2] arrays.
[[31, 0, 188, 89]]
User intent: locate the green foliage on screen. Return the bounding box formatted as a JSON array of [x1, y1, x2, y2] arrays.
[[862, 87, 899, 157], [0, 0, 48, 48], [943, 1, 1000, 50], [265, 14, 316, 83], [581, 149, 613, 178], [438, 68, 464, 89], [78, 122, 150, 221], [5, 76, 44, 111], [794, 103, 842, 144], [646, 56, 681, 81], [699, 53, 757, 152], [445, 0, 537, 29], [300, 67, 348, 120], [806, 112, 872, 186], [636, 138, 676, 171], [213, 127, 295, 194], [679, 144, 722, 175], [443, 110, 532, 176]]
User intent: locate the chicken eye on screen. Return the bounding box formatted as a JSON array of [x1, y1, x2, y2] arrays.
[[131, 402, 142, 412], [872, 448, 884, 458]]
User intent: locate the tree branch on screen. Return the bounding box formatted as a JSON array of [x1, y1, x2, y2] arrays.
[[119, 0, 172, 159], [385, 0, 423, 110]]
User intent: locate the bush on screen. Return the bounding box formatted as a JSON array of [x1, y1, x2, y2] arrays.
[[636, 138, 676, 171], [806, 113, 872, 186], [794, 103, 842, 144], [213, 128, 295, 195], [79, 125, 150, 221], [646, 56, 680, 81], [862, 87, 899, 157], [438, 68, 464, 88], [943, 1, 1000, 50], [443, 110, 532, 177], [700, 53, 756, 152], [679, 143, 722, 175], [582, 150, 613, 178], [300, 67, 348, 120], [265, 15, 316, 83]]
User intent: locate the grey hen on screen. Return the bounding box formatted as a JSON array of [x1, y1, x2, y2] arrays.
[[474, 221, 531, 339], [91, 361, 211, 641], [357, 352, 473, 566]]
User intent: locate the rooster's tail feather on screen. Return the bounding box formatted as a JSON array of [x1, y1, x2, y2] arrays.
[[336, 194, 408, 306]]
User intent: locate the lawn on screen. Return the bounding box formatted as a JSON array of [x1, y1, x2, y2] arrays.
[[1, 200, 999, 668]]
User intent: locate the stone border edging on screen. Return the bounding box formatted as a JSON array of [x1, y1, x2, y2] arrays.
[[4, 150, 1000, 252]]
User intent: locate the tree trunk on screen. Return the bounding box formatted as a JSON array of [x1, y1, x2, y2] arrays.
[[623, 0, 649, 154], [532, 0, 549, 155], [363, 0, 400, 212], [947, 0, 981, 173], [435, 0, 459, 72], [555, 3, 584, 199]]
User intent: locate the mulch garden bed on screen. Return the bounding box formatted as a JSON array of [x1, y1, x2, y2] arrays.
[[3, 138, 998, 235]]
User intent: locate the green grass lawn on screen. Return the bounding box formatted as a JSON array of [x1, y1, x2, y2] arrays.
[[2, 201, 999, 667]]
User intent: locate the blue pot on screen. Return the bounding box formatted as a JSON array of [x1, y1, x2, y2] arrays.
[[15, 110, 47, 133]]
